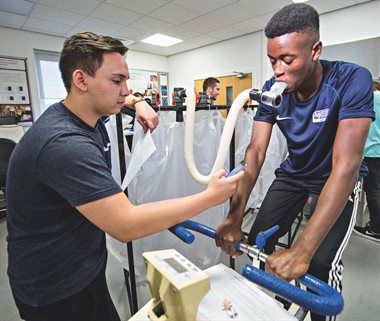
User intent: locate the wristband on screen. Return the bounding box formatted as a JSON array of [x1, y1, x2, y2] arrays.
[[131, 96, 145, 107]]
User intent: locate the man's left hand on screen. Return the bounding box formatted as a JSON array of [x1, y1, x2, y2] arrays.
[[135, 101, 159, 133], [265, 247, 310, 281]]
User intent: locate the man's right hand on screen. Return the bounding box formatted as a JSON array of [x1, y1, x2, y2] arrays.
[[206, 169, 244, 207], [215, 218, 246, 257]]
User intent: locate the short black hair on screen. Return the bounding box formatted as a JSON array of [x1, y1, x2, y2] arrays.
[[203, 77, 220, 92], [265, 3, 319, 38], [373, 80, 380, 91]]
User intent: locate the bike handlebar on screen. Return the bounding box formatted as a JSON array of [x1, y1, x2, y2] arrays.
[[169, 220, 344, 316]]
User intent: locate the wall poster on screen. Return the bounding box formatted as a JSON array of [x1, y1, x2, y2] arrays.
[[0, 56, 33, 125], [127, 69, 168, 107]]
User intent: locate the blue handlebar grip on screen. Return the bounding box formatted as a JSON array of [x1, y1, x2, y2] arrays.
[[169, 224, 195, 244], [242, 264, 344, 316], [256, 225, 280, 249], [179, 220, 217, 239]]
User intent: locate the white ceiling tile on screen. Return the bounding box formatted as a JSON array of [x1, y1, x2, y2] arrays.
[[121, 39, 135, 47], [187, 34, 219, 46], [232, 16, 267, 33], [0, 0, 34, 16], [237, 0, 292, 16], [182, 16, 224, 33], [114, 26, 151, 41], [0, 10, 27, 28], [174, 0, 233, 15], [77, 16, 125, 34], [163, 26, 199, 40], [90, 3, 142, 25], [65, 27, 90, 37], [104, 0, 168, 15], [128, 41, 161, 51], [64, 27, 115, 38], [153, 48, 182, 56], [205, 3, 256, 25], [154, 41, 200, 56], [260, 10, 278, 24], [31, 3, 84, 25], [23, 16, 72, 36], [308, 0, 357, 14], [36, 0, 101, 15], [207, 26, 246, 40], [148, 3, 199, 25], [129, 16, 174, 33]]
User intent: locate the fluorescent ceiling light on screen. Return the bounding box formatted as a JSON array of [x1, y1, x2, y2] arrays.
[[141, 33, 183, 47], [291, 0, 309, 2]]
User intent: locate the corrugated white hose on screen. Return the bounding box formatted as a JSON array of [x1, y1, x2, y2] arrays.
[[184, 88, 251, 184]]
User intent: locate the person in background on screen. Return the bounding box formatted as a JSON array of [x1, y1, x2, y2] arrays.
[[354, 80, 380, 242], [6, 32, 244, 321], [215, 4, 374, 321], [203, 77, 221, 104]]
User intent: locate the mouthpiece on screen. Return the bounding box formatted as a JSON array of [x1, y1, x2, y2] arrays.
[[249, 82, 287, 108]]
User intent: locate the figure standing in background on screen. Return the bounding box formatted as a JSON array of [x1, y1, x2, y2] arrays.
[[203, 77, 221, 105], [354, 80, 380, 242]]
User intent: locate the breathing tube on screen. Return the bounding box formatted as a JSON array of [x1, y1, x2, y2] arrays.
[[184, 82, 287, 184]]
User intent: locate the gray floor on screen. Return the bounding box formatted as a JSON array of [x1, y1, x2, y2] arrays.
[[1, 212, 379, 321]]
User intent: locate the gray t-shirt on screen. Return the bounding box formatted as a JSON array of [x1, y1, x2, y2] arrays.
[[7, 102, 122, 306]]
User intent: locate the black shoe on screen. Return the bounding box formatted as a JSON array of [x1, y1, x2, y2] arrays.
[[353, 224, 380, 243], [0, 209, 6, 221]]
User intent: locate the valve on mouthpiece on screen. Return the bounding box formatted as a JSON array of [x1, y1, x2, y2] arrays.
[[249, 89, 282, 108], [249, 82, 287, 108]]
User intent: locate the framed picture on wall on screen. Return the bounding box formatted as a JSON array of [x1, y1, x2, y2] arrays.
[[0, 56, 33, 125], [127, 69, 169, 107]]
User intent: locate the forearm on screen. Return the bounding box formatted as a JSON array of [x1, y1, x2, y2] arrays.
[[216, 122, 272, 255], [124, 94, 158, 132], [292, 117, 371, 261], [293, 165, 359, 260], [129, 190, 217, 240], [79, 169, 243, 243], [80, 190, 218, 243], [228, 147, 265, 224]]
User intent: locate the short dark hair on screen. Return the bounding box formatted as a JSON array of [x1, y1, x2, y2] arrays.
[[59, 32, 128, 92], [203, 77, 220, 92], [265, 3, 319, 39], [373, 81, 380, 91]]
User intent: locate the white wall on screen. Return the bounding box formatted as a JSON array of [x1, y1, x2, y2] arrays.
[[321, 37, 380, 78], [125, 50, 168, 74], [0, 27, 169, 119], [168, 32, 263, 100], [168, 0, 380, 93], [320, 0, 380, 47]]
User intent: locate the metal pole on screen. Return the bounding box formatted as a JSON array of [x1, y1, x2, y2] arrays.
[[115, 113, 138, 315]]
